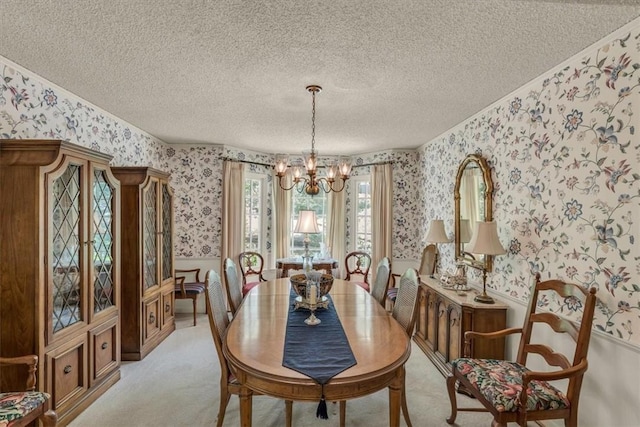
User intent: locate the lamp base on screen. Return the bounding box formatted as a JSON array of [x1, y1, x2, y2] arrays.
[[474, 293, 495, 304]]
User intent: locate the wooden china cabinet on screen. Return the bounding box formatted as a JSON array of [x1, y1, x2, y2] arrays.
[[111, 167, 175, 361], [0, 139, 121, 424], [414, 275, 507, 379]]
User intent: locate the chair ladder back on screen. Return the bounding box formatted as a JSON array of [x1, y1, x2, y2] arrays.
[[523, 343, 572, 369], [418, 244, 437, 276], [392, 268, 419, 336], [223, 258, 243, 315], [204, 270, 232, 380], [517, 273, 597, 367], [370, 257, 391, 306]]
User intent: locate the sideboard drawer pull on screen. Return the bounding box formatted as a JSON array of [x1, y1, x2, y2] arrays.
[[63, 365, 72, 374], [148, 312, 156, 324], [101, 342, 108, 350]]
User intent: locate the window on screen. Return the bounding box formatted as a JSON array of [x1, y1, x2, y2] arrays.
[[353, 176, 372, 252], [244, 174, 265, 252], [291, 191, 328, 256]]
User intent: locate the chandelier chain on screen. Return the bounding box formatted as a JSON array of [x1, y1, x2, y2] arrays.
[[311, 89, 316, 154]]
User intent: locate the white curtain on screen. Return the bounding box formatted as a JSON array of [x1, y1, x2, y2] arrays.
[[327, 186, 346, 278], [371, 163, 393, 275], [221, 161, 245, 302], [273, 169, 292, 274]]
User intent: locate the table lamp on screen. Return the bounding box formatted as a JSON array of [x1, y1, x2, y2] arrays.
[[425, 219, 451, 277], [465, 221, 506, 304], [459, 219, 473, 248], [294, 210, 320, 271]]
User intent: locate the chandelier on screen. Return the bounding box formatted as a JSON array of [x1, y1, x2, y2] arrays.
[[274, 85, 352, 195]]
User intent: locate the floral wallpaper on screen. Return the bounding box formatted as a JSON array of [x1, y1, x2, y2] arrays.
[[0, 63, 167, 166], [420, 27, 640, 346]]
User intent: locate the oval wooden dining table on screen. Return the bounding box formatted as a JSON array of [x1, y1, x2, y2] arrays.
[[223, 277, 411, 427]]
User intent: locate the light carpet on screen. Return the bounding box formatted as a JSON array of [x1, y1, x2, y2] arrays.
[[70, 313, 499, 427]]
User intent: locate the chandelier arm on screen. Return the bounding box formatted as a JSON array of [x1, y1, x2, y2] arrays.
[[318, 177, 347, 193], [277, 175, 308, 191], [316, 178, 331, 194]]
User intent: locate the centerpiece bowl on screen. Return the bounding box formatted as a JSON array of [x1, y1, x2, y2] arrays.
[[290, 273, 334, 299]]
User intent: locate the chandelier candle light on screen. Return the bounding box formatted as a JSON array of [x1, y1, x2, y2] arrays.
[[465, 221, 506, 304], [425, 219, 451, 277], [275, 85, 352, 195]]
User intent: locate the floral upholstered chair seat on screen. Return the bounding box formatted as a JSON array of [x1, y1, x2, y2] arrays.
[[452, 358, 570, 412], [0, 391, 51, 426]]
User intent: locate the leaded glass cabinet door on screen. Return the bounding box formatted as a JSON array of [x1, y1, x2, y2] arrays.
[[142, 179, 159, 290], [91, 167, 117, 315], [161, 182, 173, 283], [50, 159, 85, 335]]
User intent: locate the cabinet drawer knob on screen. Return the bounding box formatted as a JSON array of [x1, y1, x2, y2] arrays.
[[63, 365, 72, 374], [148, 313, 156, 324], [101, 342, 108, 350], [165, 303, 171, 312]]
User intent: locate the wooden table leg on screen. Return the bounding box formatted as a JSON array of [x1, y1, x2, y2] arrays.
[[388, 367, 403, 427], [239, 387, 253, 427]]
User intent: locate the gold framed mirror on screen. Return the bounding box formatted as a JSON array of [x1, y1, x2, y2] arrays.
[[454, 154, 494, 272]]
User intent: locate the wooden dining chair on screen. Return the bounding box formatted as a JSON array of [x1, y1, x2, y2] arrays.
[[391, 267, 420, 427], [204, 269, 293, 427], [174, 268, 206, 326], [343, 268, 418, 427], [223, 258, 243, 316], [387, 245, 435, 310], [0, 355, 57, 427], [446, 273, 598, 427], [344, 251, 371, 291], [238, 251, 266, 296], [369, 256, 392, 307]]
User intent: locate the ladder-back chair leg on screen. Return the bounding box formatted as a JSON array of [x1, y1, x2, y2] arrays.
[[445, 375, 458, 424]]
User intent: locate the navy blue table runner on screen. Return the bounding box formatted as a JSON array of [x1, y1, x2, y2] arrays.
[[282, 289, 357, 418]]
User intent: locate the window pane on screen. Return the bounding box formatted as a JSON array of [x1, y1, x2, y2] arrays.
[[354, 178, 372, 253], [244, 178, 262, 251]]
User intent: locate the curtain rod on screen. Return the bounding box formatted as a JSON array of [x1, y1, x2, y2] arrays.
[[220, 157, 395, 169]]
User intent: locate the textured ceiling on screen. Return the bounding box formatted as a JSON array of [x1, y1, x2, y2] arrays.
[[1, 1, 639, 155]]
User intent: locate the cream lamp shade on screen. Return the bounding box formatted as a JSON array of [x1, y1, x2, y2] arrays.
[[466, 221, 506, 304], [459, 219, 472, 243], [425, 219, 451, 243], [466, 221, 506, 256], [294, 210, 320, 234]]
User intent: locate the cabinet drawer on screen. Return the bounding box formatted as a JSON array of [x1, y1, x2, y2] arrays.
[[144, 297, 161, 343], [161, 287, 175, 328], [90, 319, 119, 385], [45, 336, 87, 411]]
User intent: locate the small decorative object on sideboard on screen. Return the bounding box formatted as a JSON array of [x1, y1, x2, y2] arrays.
[[452, 261, 468, 287]]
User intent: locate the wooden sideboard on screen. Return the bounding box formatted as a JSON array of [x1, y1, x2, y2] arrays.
[[414, 275, 507, 378]]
